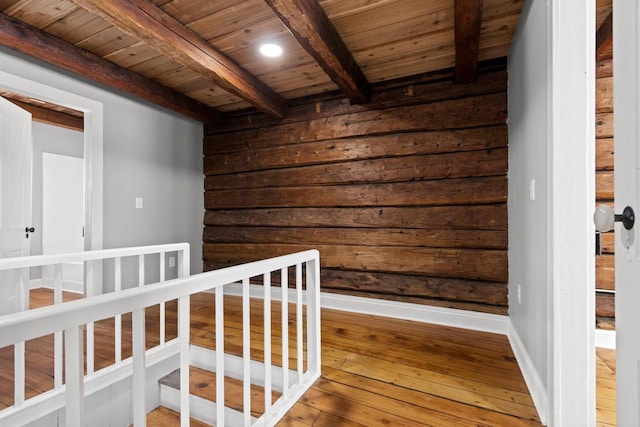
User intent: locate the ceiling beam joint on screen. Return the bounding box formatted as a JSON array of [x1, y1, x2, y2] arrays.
[[265, 0, 370, 104]]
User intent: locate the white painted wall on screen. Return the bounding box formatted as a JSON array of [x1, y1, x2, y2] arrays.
[[509, 0, 595, 425], [508, 0, 550, 391], [0, 47, 204, 275]]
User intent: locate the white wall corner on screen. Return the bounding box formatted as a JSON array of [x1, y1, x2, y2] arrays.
[[508, 320, 548, 425]]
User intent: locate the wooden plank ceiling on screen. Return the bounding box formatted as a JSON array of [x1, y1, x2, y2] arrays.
[[0, 0, 527, 122]]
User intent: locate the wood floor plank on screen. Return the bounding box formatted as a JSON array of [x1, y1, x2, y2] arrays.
[[340, 357, 537, 413], [322, 368, 542, 427], [142, 406, 209, 427], [282, 402, 321, 425], [596, 347, 617, 426], [299, 386, 431, 427]]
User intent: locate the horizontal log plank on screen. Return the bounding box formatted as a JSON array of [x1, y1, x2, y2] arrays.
[[596, 255, 614, 291], [369, 69, 506, 109], [205, 148, 508, 190], [204, 176, 507, 209], [596, 112, 613, 138], [203, 205, 508, 230], [204, 93, 507, 154], [599, 232, 614, 255], [200, 265, 507, 311], [596, 171, 613, 200], [596, 76, 613, 114], [320, 269, 507, 306], [203, 226, 507, 250], [202, 243, 508, 282], [596, 292, 615, 318], [596, 137, 614, 171], [596, 58, 613, 79], [207, 67, 507, 135], [204, 126, 507, 173]]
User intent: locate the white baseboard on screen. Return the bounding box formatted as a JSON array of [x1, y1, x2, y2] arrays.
[[319, 292, 510, 335], [30, 278, 84, 294], [508, 323, 548, 426], [222, 283, 510, 335], [595, 329, 616, 349]]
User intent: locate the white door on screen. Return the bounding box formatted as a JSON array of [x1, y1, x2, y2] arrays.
[[613, 2, 640, 425], [42, 153, 84, 291], [0, 96, 32, 314]]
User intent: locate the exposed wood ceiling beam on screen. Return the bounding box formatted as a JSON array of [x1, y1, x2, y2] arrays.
[[0, 12, 218, 124], [454, 0, 484, 84], [596, 11, 612, 61], [265, 0, 370, 104], [71, 0, 287, 118]]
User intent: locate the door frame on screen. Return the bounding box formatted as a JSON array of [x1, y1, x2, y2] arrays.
[[547, 0, 596, 425], [0, 71, 103, 253]]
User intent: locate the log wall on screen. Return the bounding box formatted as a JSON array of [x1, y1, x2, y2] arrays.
[[596, 57, 615, 329], [202, 66, 509, 315]]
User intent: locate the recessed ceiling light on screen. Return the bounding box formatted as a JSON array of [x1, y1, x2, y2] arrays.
[[259, 43, 283, 58]]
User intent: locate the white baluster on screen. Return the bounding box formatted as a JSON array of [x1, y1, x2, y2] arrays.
[[65, 325, 85, 427], [306, 257, 321, 376], [85, 260, 95, 375], [242, 277, 251, 427], [138, 254, 145, 287], [132, 308, 146, 426], [115, 257, 122, 363], [281, 267, 289, 398], [178, 295, 190, 427], [216, 286, 225, 426], [296, 263, 303, 384], [264, 273, 272, 420], [159, 252, 166, 346], [14, 341, 25, 407], [54, 264, 63, 388]]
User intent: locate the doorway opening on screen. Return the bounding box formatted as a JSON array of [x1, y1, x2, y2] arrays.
[[0, 70, 104, 295]]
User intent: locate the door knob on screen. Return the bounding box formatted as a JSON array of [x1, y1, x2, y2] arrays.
[[25, 227, 35, 238], [593, 205, 635, 232]]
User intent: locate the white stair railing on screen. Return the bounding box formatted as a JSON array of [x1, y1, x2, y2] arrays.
[[0, 243, 190, 406], [0, 248, 321, 427]]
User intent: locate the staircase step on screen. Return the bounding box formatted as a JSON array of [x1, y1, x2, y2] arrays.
[[138, 406, 210, 427], [160, 366, 281, 417]]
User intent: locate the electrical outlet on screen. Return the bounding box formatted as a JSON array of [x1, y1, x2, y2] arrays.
[[517, 284, 522, 304], [169, 256, 176, 268]]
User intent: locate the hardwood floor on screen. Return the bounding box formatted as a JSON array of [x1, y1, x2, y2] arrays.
[[596, 348, 616, 426], [0, 289, 617, 426]]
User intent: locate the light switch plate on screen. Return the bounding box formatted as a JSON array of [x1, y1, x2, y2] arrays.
[[135, 197, 143, 209], [529, 179, 536, 201]]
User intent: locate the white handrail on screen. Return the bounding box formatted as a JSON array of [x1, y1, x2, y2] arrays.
[[0, 249, 321, 427], [0, 243, 190, 270]]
